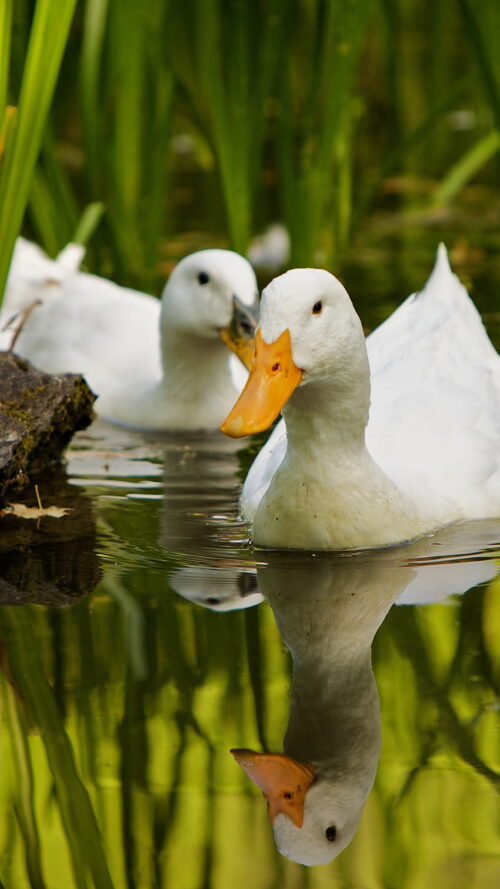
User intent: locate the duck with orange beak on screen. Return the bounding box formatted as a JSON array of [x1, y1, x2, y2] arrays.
[[221, 249, 500, 550], [2, 241, 260, 430]]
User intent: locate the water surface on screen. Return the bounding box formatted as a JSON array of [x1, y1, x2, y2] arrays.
[[0, 412, 499, 889], [0, 250, 499, 888]]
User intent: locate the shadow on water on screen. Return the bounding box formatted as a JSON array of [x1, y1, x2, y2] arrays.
[[0, 419, 499, 888], [0, 467, 100, 606]]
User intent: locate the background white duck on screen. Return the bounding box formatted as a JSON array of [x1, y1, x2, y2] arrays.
[[222, 245, 500, 550], [1, 238, 259, 430]]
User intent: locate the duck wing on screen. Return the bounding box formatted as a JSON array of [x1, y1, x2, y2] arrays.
[[366, 244, 500, 515]]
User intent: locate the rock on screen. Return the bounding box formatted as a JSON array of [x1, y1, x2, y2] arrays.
[[0, 352, 96, 505]]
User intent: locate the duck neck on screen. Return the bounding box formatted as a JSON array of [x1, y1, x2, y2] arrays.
[[283, 353, 371, 464], [160, 327, 235, 403], [284, 611, 380, 781]]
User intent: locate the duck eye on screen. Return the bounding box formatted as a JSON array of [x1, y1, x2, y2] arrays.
[[198, 271, 210, 285], [325, 826, 336, 842], [312, 301, 322, 314]]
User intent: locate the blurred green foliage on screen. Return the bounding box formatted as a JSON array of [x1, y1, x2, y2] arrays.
[[0, 0, 499, 292]]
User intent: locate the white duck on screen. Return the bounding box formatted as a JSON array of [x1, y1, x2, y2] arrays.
[[222, 246, 500, 550], [1, 238, 259, 430]]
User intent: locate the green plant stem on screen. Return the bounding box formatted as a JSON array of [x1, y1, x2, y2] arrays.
[[433, 130, 500, 205], [0, 0, 79, 306], [0, 0, 13, 114]]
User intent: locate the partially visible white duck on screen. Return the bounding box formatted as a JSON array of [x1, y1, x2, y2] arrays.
[[222, 246, 500, 550], [1, 238, 259, 430]]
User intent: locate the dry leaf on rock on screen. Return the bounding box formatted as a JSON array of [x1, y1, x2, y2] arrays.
[[0, 503, 72, 520]]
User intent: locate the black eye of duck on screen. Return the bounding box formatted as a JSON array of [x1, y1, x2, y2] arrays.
[[312, 301, 323, 314], [325, 826, 336, 841], [198, 271, 210, 285]]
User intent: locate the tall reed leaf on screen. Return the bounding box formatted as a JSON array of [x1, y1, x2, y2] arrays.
[[169, 0, 287, 254], [457, 0, 500, 130], [79, 0, 174, 288], [0, 0, 13, 116], [275, 0, 374, 268], [433, 131, 500, 206], [0, 0, 78, 306]]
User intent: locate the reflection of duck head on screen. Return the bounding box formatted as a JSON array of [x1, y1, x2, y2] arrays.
[[232, 549, 413, 864], [172, 565, 262, 611], [159, 432, 261, 608]]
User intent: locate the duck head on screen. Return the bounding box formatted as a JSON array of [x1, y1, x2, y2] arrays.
[[221, 267, 369, 435], [161, 249, 259, 368], [230, 748, 365, 865]]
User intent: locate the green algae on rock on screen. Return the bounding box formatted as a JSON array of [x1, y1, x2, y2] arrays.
[[0, 352, 95, 504]]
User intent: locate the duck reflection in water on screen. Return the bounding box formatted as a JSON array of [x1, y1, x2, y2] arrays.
[[158, 430, 263, 610], [230, 524, 500, 866]]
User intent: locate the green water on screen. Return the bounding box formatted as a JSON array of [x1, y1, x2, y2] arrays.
[[1, 287, 499, 888]]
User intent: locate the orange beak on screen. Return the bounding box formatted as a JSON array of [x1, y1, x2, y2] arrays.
[[221, 329, 303, 437], [219, 326, 255, 370], [219, 294, 259, 370], [231, 748, 315, 828]]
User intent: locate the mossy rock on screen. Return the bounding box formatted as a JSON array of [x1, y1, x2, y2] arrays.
[[0, 352, 96, 504]]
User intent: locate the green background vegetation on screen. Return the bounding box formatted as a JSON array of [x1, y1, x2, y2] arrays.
[[1, 0, 499, 302]]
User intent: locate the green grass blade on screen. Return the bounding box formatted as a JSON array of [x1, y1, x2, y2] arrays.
[[0, 0, 79, 306], [0, 0, 13, 114], [457, 0, 500, 129], [79, 0, 110, 198], [72, 201, 105, 247], [432, 130, 500, 205]]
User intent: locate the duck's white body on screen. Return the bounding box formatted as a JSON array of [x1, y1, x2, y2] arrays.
[[230, 246, 500, 550], [1, 238, 259, 430]]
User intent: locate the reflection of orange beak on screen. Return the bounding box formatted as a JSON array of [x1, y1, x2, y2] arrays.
[[221, 329, 303, 438], [231, 749, 315, 828]]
